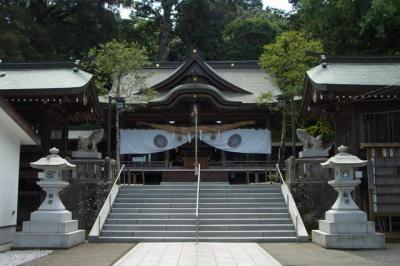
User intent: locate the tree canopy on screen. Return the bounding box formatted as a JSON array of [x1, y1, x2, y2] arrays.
[[259, 31, 323, 97], [295, 0, 400, 55], [1, 0, 399, 62]]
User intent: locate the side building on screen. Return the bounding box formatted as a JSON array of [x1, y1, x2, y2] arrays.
[[0, 96, 39, 251], [0, 61, 102, 225], [300, 56, 400, 231]]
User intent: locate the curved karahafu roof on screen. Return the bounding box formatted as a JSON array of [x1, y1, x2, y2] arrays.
[[105, 53, 280, 105]]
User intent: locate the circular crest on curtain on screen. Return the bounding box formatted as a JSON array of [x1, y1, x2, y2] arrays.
[[153, 134, 168, 148], [228, 134, 242, 148]]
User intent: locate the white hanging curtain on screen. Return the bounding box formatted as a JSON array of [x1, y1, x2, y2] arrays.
[[120, 129, 192, 154], [201, 129, 271, 154]]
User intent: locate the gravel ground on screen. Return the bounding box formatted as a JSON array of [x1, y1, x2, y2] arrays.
[[0, 250, 53, 266]]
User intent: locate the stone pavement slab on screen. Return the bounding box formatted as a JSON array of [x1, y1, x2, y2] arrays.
[[114, 242, 281, 266], [23, 242, 135, 266], [259, 242, 400, 266]]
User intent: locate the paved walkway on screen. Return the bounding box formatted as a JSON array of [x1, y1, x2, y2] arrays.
[[22, 242, 400, 266], [24, 243, 135, 266], [260, 243, 400, 266], [114, 242, 281, 266]]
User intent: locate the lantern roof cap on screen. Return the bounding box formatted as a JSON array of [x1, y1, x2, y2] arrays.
[[30, 147, 75, 170], [321, 145, 367, 168]]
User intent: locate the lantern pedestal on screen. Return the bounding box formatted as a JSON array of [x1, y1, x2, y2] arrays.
[[312, 146, 384, 249], [13, 148, 85, 248]]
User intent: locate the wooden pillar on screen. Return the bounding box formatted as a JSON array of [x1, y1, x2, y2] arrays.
[[221, 150, 226, 167], [107, 97, 112, 157], [265, 114, 272, 163], [165, 150, 170, 168]]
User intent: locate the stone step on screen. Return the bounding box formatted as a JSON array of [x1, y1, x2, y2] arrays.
[[102, 224, 294, 231], [120, 184, 280, 190], [112, 202, 286, 208], [200, 218, 292, 225], [97, 236, 297, 243], [108, 213, 289, 219], [110, 207, 287, 214], [114, 197, 284, 203], [118, 188, 280, 194], [117, 193, 282, 198], [95, 182, 296, 243], [106, 218, 197, 225], [101, 230, 296, 238], [106, 218, 292, 225], [101, 230, 196, 237], [108, 213, 196, 219]]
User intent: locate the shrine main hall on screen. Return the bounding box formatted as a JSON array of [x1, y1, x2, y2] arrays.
[[102, 52, 282, 184]]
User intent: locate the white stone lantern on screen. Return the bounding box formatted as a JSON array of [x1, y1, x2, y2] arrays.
[[14, 147, 85, 248], [312, 145, 385, 249]]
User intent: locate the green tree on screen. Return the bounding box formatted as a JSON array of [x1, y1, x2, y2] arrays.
[[88, 40, 155, 167], [259, 31, 322, 162], [175, 0, 239, 60], [223, 13, 278, 60], [297, 0, 400, 54], [132, 0, 179, 61], [0, 0, 126, 60]]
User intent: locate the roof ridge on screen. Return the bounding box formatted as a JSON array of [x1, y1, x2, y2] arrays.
[[1, 61, 77, 70], [325, 56, 400, 64]]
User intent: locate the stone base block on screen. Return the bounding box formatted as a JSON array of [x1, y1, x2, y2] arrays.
[[319, 220, 375, 234], [72, 151, 101, 159], [0, 225, 15, 251], [0, 242, 12, 252], [23, 220, 78, 233], [299, 148, 329, 158], [13, 230, 85, 249], [312, 230, 385, 249], [325, 210, 367, 223], [31, 210, 72, 222]]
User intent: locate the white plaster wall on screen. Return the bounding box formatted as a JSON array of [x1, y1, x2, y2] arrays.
[[0, 124, 21, 229]]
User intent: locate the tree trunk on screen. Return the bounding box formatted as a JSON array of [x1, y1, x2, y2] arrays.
[[278, 110, 287, 167], [157, 0, 173, 61], [290, 98, 296, 157], [115, 78, 121, 170]]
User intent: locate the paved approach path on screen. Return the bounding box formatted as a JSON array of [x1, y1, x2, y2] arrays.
[[114, 242, 281, 266], [260, 243, 400, 266], [24, 243, 135, 266]]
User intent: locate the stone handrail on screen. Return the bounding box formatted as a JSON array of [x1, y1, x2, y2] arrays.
[[275, 164, 308, 242], [88, 164, 125, 241]]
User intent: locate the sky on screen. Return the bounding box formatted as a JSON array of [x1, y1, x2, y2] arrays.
[[119, 1, 293, 19]]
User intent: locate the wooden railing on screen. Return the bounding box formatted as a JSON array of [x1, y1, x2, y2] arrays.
[[63, 157, 117, 182], [122, 160, 276, 169], [209, 161, 276, 168]]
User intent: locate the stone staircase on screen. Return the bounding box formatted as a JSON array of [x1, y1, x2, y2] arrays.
[[95, 182, 298, 242]]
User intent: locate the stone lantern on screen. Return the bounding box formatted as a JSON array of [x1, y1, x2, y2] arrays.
[[312, 145, 385, 249], [14, 148, 85, 248]]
